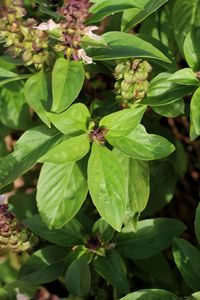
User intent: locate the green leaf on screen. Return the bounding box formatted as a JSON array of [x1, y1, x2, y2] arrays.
[[142, 73, 195, 106], [39, 2, 59, 19], [134, 253, 173, 289], [0, 259, 17, 284], [120, 289, 178, 300], [99, 106, 146, 138], [0, 67, 17, 78], [0, 126, 63, 188], [170, 140, 187, 177], [184, 27, 200, 70], [37, 161, 88, 229], [47, 103, 90, 135], [4, 280, 37, 299], [121, 0, 168, 32], [114, 149, 150, 225], [108, 124, 175, 160], [0, 74, 30, 87], [92, 219, 114, 242], [19, 245, 67, 285], [87, 32, 171, 63], [65, 255, 91, 297], [24, 69, 50, 126], [139, 9, 174, 52], [51, 59, 85, 113], [9, 192, 37, 220], [88, 0, 139, 23], [168, 68, 199, 85], [0, 288, 8, 299], [191, 292, 200, 300], [81, 34, 107, 48], [142, 161, 177, 216], [172, 0, 200, 53], [0, 85, 31, 130], [117, 218, 186, 260], [190, 86, 200, 139], [173, 238, 200, 291], [137, 33, 176, 72], [39, 134, 90, 164], [153, 99, 185, 118], [195, 203, 200, 245], [94, 249, 129, 294], [24, 214, 84, 247], [88, 143, 126, 231]]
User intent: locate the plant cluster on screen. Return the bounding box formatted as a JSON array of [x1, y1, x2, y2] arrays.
[[0, 0, 200, 300], [114, 59, 152, 106]]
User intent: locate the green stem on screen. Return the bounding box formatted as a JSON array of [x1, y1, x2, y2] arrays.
[[113, 288, 118, 300]]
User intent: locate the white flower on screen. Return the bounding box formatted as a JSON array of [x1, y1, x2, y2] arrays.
[[0, 194, 6, 205], [33, 19, 60, 31], [15, 289, 30, 300], [77, 49, 93, 64], [83, 26, 101, 42]]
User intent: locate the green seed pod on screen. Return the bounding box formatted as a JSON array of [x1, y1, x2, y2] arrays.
[[125, 60, 131, 69], [114, 58, 152, 105], [22, 51, 32, 63], [116, 95, 123, 101], [122, 90, 134, 100], [131, 59, 141, 70], [142, 80, 150, 93], [134, 82, 146, 92], [5, 33, 16, 47], [54, 44, 66, 52], [124, 70, 137, 84], [121, 80, 132, 92], [22, 41, 31, 51], [114, 62, 129, 79], [135, 80, 149, 93], [32, 52, 49, 68], [141, 60, 153, 73], [133, 89, 146, 100], [135, 70, 149, 81], [114, 62, 127, 74], [20, 24, 30, 37], [32, 53, 44, 65], [114, 81, 121, 90], [0, 203, 38, 253]]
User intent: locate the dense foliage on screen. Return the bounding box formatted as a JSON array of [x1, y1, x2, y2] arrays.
[[0, 0, 200, 299]]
